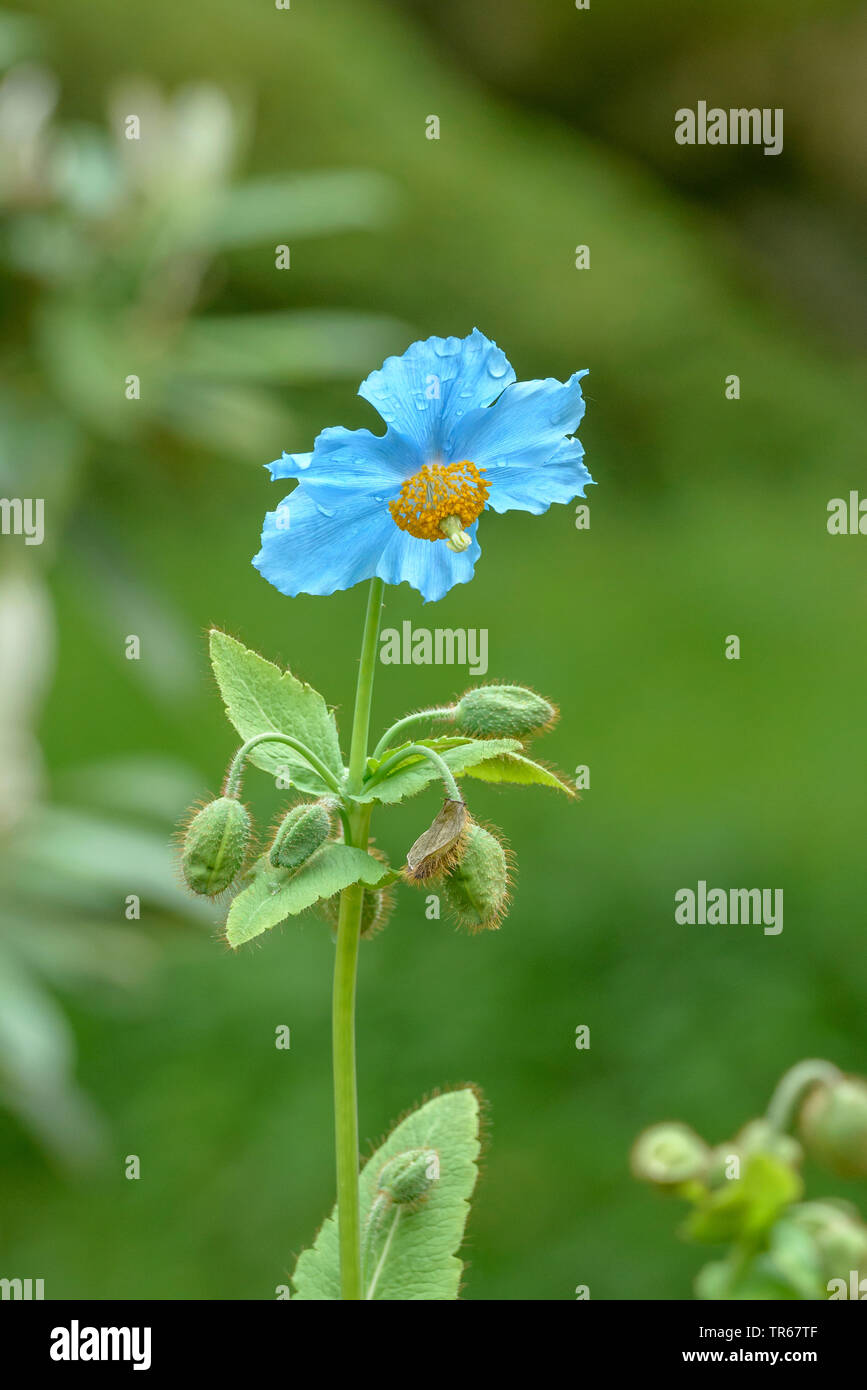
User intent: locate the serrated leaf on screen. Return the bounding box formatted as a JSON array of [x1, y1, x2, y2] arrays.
[[292, 1088, 481, 1300], [209, 629, 343, 794], [356, 739, 521, 804], [225, 845, 387, 948], [463, 751, 575, 795]]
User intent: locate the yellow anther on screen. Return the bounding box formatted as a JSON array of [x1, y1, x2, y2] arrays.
[[389, 460, 489, 543]]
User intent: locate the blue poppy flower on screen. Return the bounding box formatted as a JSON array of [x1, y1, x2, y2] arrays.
[[253, 329, 591, 603]]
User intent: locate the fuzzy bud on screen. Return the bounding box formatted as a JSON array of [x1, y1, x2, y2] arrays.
[[790, 1201, 867, 1281], [455, 684, 557, 740], [319, 848, 395, 940], [734, 1119, 803, 1169], [798, 1076, 867, 1178], [269, 801, 331, 871], [376, 1147, 439, 1206], [182, 796, 251, 897], [631, 1123, 710, 1186], [441, 822, 509, 931]]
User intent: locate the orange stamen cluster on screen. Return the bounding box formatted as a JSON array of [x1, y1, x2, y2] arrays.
[[389, 460, 490, 542]]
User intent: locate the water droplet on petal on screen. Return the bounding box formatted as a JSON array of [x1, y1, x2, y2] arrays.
[[488, 360, 508, 378]]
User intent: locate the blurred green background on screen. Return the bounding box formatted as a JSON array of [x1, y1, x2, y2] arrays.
[[1, 0, 865, 1300]]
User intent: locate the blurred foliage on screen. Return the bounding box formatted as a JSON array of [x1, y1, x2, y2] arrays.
[[633, 1062, 867, 1299], [0, 0, 864, 1299]]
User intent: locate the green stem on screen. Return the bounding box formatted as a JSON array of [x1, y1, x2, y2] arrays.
[[362, 742, 462, 802], [371, 707, 456, 761], [224, 730, 342, 798], [765, 1058, 841, 1134], [332, 577, 384, 1301]]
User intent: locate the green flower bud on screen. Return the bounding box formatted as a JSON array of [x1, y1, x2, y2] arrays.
[[631, 1123, 711, 1186], [790, 1201, 867, 1281], [181, 796, 251, 897], [269, 801, 331, 870], [455, 684, 557, 740], [319, 848, 395, 940], [735, 1119, 803, 1169], [798, 1076, 867, 1178], [404, 797, 468, 882], [441, 822, 510, 931], [376, 1147, 439, 1206]]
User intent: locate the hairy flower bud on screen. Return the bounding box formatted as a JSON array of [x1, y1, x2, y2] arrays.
[[269, 801, 331, 871], [455, 684, 557, 740], [181, 796, 251, 897], [405, 798, 468, 882], [631, 1123, 710, 1186], [798, 1076, 867, 1178], [790, 1201, 867, 1281], [319, 847, 395, 940], [441, 822, 509, 931], [735, 1119, 803, 1169], [376, 1147, 439, 1206]]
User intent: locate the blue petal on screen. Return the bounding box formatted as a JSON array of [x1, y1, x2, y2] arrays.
[[268, 424, 415, 495], [358, 329, 515, 460], [484, 437, 593, 515], [374, 521, 481, 604], [451, 371, 588, 503], [253, 485, 394, 598]]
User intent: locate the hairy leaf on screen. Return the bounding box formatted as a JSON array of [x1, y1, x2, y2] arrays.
[[463, 750, 575, 795], [292, 1087, 482, 1300], [356, 739, 520, 804], [225, 846, 386, 948], [209, 629, 343, 794]]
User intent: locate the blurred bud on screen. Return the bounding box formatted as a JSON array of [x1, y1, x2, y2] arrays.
[[269, 801, 331, 871], [735, 1119, 803, 1169], [455, 684, 557, 740], [182, 796, 250, 896], [790, 1201, 867, 1281], [798, 1076, 867, 1178], [441, 822, 509, 931], [631, 1123, 710, 1186], [377, 1148, 439, 1207], [405, 797, 468, 882]]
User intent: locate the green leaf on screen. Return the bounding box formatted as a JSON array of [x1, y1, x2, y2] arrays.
[[209, 629, 343, 795], [292, 1087, 482, 1300], [356, 739, 521, 804], [202, 172, 399, 249], [463, 750, 575, 795], [174, 311, 410, 384], [225, 846, 387, 948]]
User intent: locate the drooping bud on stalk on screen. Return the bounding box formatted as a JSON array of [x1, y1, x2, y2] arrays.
[[630, 1123, 710, 1186], [181, 796, 251, 897], [798, 1076, 867, 1178], [376, 1147, 440, 1207], [405, 798, 468, 882], [269, 801, 331, 871], [734, 1118, 803, 1169], [455, 684, 557, 740], [441, 822, 509, 931]]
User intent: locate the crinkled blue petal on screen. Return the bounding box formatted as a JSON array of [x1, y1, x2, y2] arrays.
[[374, 520, 481, 604], [253, 485, 394, 598], [358, 328, 515, 460], [451, 371, 588, 501], [483, 437, 593, 515], [267, 424, 416, 495]]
